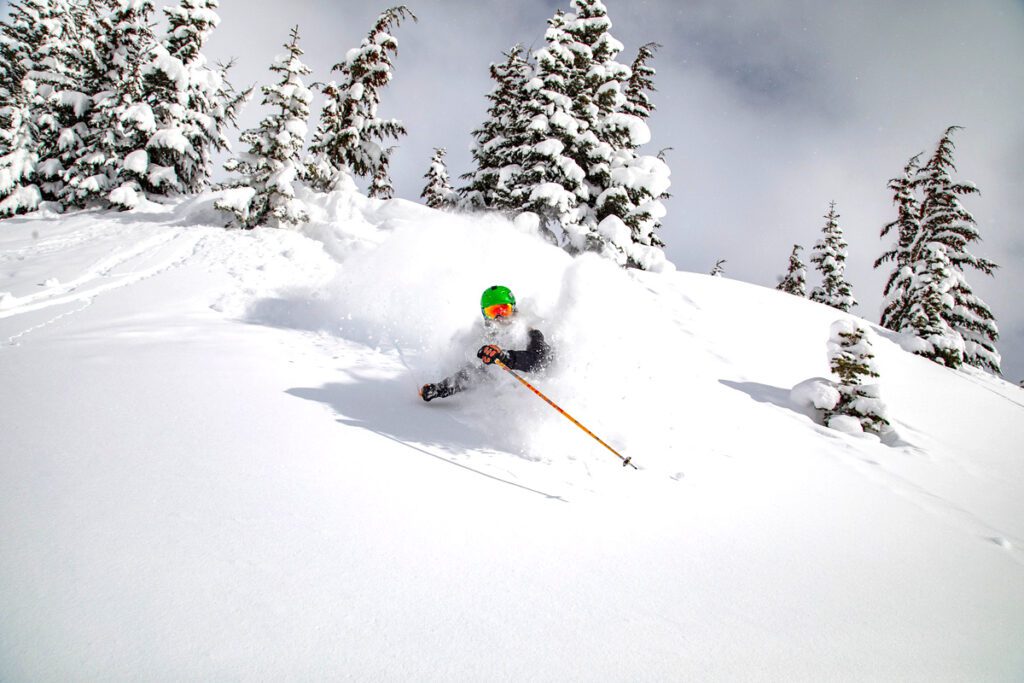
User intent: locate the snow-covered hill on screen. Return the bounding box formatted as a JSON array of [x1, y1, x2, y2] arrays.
[[2, 193, 1023, 681]]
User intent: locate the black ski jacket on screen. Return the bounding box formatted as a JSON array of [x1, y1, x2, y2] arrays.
[[436, 327, 552, 397]]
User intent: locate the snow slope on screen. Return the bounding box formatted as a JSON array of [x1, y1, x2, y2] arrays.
[[2, 193, 1023, 681]]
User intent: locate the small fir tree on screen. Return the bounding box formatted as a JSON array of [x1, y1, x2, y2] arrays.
[[621, 42, 659, 120], [826, 319, 890, 435], [306, 6, 415, 197], [421, 147, 455, 209], [777, 244, 807, 296], [216, 27, 312, 229], [369, 145, 397, 200], [810, 201, 857, 312], [875, 154, 923, 330]]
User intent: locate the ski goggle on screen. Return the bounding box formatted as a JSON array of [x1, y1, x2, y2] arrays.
[[482, 303, 515, 320]]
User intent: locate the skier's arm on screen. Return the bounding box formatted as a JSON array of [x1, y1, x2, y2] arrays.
[[504, 329, 552, 372]]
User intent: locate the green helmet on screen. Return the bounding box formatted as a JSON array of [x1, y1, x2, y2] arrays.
[[480, 285, 516, 312]]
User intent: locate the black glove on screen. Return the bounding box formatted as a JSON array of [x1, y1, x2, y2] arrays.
[[420, 383, 441, 402], [477, 344, 510, 366], [420, 381, 458, 402]]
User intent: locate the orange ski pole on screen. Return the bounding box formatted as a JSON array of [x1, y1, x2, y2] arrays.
[[495, 359, 637, 470]]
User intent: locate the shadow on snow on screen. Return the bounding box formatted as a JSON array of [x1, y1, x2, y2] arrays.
[[287, 372, 567, 502]]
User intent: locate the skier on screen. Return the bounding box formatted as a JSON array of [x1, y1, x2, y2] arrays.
[[419, 285, 552, 402]]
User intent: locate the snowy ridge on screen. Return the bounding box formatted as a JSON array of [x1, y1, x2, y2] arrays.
[[1, 192, 1022, 680]]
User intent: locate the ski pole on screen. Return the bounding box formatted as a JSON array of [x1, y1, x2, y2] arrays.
[[495, 359, 637, 470]]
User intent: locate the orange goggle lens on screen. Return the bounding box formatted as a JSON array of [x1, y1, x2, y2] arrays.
[[482, 303, 515, 319]]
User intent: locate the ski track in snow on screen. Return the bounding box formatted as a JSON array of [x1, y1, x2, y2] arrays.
[[2, 227, 204, 345], [827, 437, 1024, 566]]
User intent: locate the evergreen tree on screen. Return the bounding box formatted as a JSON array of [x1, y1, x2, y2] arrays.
[[304, 80, 351, 192], [10, 0, 90, 204], [459, 45, 532, 211], [369, 145, 397, 200], [914, 126, 999, 372], [776, 244, 807, 296], [826, 320, 890, 435], [0, 0, 45, 216], [138, 0, 248, 197], [0, 98, 42, 217], [876, 128, 1000, 373], [809, 201, 857, 312], [60, 0, 157, 209], [512, 10, 589, 245], [900, 240, 966, 368], [216, 27, 312, 229], [569, 1, 671, 269], [513, 2, 670, 268], [875, 154, 922, 330], [621, 42, 659, 120], [710, 259, 726, 277], [563, 0, 630, 255], [306, 5, 415, 197], [420, 147, 455, 209]]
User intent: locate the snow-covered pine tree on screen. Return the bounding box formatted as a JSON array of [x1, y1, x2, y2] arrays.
[[913, 126, 999, 373], [710, 259, 726, 277], [826, 319, 890, 435], [216, 26, 311, 229], [621, 42, 658, 120], [900, 240, 966, 368], [566, 1, 670, 270], [459, 45, 532, 211], [369, 145, 397, 200], [809, 201, 857, 312], [137, 0, 248, 198], [44, 0, 95, 203], [561, 0, 631, 257], [0, 0, 46, 216], [304, 80, 350, 193], [512, 10, 588, 245], [876, 128, 1000, 372], [60, 0, 157, 209], [420, 147, 455, 209], [306, 5, 414, 198], [875, 154, 923, 331], [9, 0, 91, 205], [0, 101, 42, 217], [777, 244, 807, 296], [466, 2, 670, 269]]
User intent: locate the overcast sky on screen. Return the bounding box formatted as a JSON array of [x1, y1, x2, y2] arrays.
[[9, 0, 1024, 379]]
